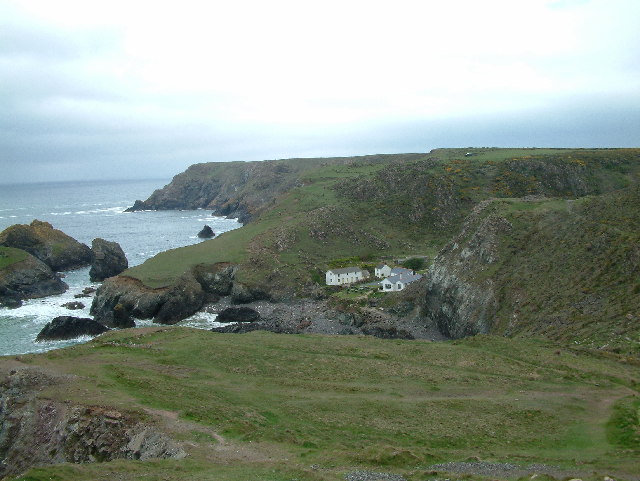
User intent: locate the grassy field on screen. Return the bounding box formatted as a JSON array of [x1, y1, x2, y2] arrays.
[[6, 328, 640, 480]]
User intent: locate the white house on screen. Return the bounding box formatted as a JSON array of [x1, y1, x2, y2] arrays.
[[326, 267, 370, 286], [380, 273, 423, 292], [375, 264, 392, 278]]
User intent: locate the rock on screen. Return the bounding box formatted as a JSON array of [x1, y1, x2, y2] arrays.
[[0, 248, 68, 302], [89, 238, 128, 282], [197, 225, 215, 239], [124, 199, 148, 212], [61, 301, 85, 310], [423, 202, 509, 338], [0, 369, 185, 479], [231, 282, 270, 304], [192, 263, 236, 295], [91, 274, 204, 326], [216, 307, 261, 323], [36, 316, 109, 341], [0, 285, 22, 308], [0, 220, 92, 271], [74, 286, 97, 298]]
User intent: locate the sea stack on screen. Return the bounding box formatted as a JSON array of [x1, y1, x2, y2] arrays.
[[197, 225, 215, 239], [89, 238, 128, 282]]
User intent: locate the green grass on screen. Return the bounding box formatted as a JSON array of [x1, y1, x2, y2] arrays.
[[6, 329, 640, 480], [0, 246, 29, 269]]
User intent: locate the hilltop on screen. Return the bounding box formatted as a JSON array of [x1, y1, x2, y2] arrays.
[[92, 148, 640, 354]]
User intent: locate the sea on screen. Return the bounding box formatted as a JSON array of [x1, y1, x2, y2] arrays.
[[0, 179, 241, 356]]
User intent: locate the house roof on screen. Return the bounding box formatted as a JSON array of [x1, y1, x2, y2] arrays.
[[390, 267, 413, 275], [376, 263, 389, 269], [381, 273, 423, 285], [328, 267, 366, 275]]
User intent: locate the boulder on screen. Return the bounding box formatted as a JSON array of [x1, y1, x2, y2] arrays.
[[36, 316, 109, 341], [0, 247, 68, 303], [192, 263, 236, 296], [89, 238, 128, 282], [230, 282, 270, 304], [91, 273, 205, 326], [61, 301, 85, 310], [197, 225, 215, 239], [216, 307, 261, 323], [0, 220, 92, 271]]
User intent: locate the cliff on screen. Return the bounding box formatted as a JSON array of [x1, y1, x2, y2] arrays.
[[423, 184, 640, 355], [0, 365, 184, 479], [125, 154, 425, 223]]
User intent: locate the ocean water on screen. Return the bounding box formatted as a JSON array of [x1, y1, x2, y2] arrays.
[[0, 179, 241, 356]]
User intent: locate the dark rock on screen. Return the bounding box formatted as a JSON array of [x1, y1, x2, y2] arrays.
[[192, 263, 236, 295], [0, 220, 92, 271], [112, 303, 134, 328], [74, 286, 97, 298], [89, 238, 128, 282], [0, 250, 68, 301], [197, 225, 215, 239], [124, 199, 148, 212], [0, 369, 185, 479], [0, 285, 22, 308], [230, 282, 270, 304], [211, 320, 299, 335], [216, 307, 261, 323], [36, 316, 109, 341], [91, 274, 204, 326], [61, 301, 85, 310]]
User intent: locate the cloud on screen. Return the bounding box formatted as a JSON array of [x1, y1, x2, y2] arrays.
[[1, 0, 639, 184]]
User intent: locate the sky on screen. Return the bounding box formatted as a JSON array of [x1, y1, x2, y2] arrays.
[[1, 0, 639, 184]]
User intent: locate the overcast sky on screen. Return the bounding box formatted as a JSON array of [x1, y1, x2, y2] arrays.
[[1, 0, 639, 184]]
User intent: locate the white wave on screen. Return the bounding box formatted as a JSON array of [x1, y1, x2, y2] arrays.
[[74, 206, 125, 215], [50, 211, 72, 216]]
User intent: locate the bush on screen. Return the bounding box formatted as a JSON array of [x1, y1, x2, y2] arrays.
[[401, 257, 425, 270]]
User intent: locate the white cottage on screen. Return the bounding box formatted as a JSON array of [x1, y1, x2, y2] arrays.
[[326, 267, 370, 286], [374, 264, 392, 278], [380, 273, 423, 292]]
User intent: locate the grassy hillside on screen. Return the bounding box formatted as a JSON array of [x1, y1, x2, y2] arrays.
[[6, 328, 640, 480], [483, 185, 640, 354], [125, 148, 640, 292]]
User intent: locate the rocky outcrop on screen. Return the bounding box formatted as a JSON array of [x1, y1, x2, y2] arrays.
[[423, 201, 511, 338], [36, 316, 109, 341], [0, 368, 185, 478], [90, 272, 209, 327], [216, 307, 261, 323], [192, 263, 236, 296], [0, 220, 92, 271], [89, 238, 128, 282], [61, 301, 85, 310], [197, 225, 215, 238], [0, 249, 68, 306]]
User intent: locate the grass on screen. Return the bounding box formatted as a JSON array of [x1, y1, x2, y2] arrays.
[[0, 246, 29, 269], [127, 148, 640, 291], [6, 329, 640, 480]]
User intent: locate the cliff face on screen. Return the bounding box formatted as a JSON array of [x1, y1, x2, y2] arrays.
[[423, 185, 640, 355], [423, 201, 510, 338], [0, 367, 185, 479], [126, 160, 308, 223], [125, 154, 426, 223]]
